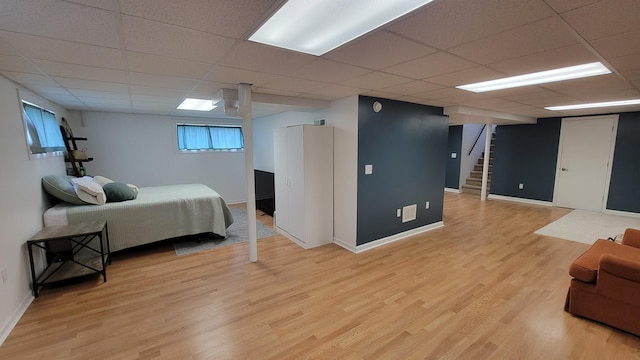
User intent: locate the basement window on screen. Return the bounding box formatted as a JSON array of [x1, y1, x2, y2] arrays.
[[177, 124, 244, 151], [21, 101, 65, 158]]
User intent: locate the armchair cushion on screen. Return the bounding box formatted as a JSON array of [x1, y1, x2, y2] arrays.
[[622, 228, 640, 248]]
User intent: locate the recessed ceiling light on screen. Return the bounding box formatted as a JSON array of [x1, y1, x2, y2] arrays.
[[176, 98, 217, 111], [457, 62, 611, 93], [545, 99, 640, 111], [249, 0, 434, 56]]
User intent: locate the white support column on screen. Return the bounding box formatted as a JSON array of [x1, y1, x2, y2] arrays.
[[237, 83, 258, 262], [481, 123, 492, 201]]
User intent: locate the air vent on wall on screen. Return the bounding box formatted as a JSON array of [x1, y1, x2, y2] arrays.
[[402, 204, 417, 223]]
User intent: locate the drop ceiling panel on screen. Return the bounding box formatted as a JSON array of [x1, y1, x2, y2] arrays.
[[54, 77, 128, 92], [68, 89, 129, 100], [0, 0, 120, 48], [66, 0, 116, 11], [219, 41, 315, 75], [417, 87, 471, 100], [0, 31, 125, 69], [128, 85, 190, 97], [126, 52, 212, 80], [1, 71, 56, 86], [27, 85, 72, 97], [424, 67, 504, 87], [290, 59, 370, 83], [387, 0, 553, 49], [251, 87, 302, 97], [380, 81, 443, 95], [543, 0, 602, 13], [591, 29, 640, 58], [127, 72, 198, 90], [488, 44, 597, 75], [307, 85, 362, 99], [325, 30, 437, 70], [561, 0, 640, 40], [31, 60, 127, 83], [0, 55, 41, 74], [261, 76, 329, 94], [339, 72, 412, 90], [207, 66, 276, 87], [120, 0, 278, 38], [122, 16, 236, 63], [384, 52, 477, 79], [43, 94, 85, 108], [449, 17, 579, 65]]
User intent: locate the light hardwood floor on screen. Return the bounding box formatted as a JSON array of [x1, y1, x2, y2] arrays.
[[2, 194, 639, 359]]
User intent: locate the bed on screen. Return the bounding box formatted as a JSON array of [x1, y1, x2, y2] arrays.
[[44, 183, 234, 252]]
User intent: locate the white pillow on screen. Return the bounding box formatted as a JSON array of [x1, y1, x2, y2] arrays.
[[93, 175, 114, 187], [71, 176, 107, 205]]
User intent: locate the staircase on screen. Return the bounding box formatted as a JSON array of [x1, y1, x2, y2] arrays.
[[461, 135, 494, 196]]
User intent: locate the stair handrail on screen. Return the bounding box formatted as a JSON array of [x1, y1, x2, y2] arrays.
[[468, 124, 487, 156]]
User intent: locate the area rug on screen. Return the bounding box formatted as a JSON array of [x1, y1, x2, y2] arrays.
[[174, 207, 277, 255], [534, 209, 640, 244]]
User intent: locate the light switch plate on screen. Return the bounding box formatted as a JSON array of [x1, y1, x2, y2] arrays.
[[365, 164, 373, 175], [451, 153, 457, 159], [519, 183, 524, 189]]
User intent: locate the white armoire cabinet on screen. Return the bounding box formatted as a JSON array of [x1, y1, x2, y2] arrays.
[[274, 125, 333, 249]]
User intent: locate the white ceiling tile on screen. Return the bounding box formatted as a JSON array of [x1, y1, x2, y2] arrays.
[[126, 52, 212, 80], [128, 85, 189, 97], [307, 85, 362, 99], [289, 59, 370, 83], [0, 0, 120, 47], [449, 17, 579, 64], [561, 0, 640, 40], [325, 30, 437, 70], [190, 81, 235, 95], [339, 72, 412, 90], [44, 94, 85, 108], [591, 29, 640, 58], [425, 67, 504, 87], [122, 16, 236, 63], [608, 54, 640, 71], [31, 60, 127, 83], [0, 55, 41, 73], [131, 94, 180, 104], [27, 85, 73, 97], [543, 0, 601, 13], [361, 91, 404, 100], [261, 76, 329, 94], [417, 87, 471, 100], [619, 68, 640, 81], [68, 88, 130, 100], [0, 36, 21, 56], [381, 81, 443, 95], [384, 52, 477, 79], [0, 31, 124, 69], [219, 41, 315, 75], [250, 87, 302, 97], [79, 97, 132, 108], [207, 66, 276, 87], [1, 71, 56, 86], [54, 77, 129, 92], [488, 44, 598, 75], [388, 0, 553, 49], [120, 0, 278, 38], [128, 72, 198, 90], [65, 0, 117, 11]]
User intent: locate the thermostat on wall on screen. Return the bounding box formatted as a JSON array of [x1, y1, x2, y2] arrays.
[[373, 101, 382, 113]]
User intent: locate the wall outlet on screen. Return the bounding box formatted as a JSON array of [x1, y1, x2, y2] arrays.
[[365, 164, 373, 175], [425, 201, 430, 209], [1, 268, 7, 284], [451, 152, 457, 159], [519, 183, 524, 190], [396, 209, 401, 217]]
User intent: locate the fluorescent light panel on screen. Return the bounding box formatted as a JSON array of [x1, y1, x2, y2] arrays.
[[249, 0, 434, 56], [545, 99, 640, 111], [457, 62, 611, 93], [177, 98, 216, 111]]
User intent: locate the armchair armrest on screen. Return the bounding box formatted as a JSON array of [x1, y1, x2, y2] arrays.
[[600, 254, 640, 283], [622, 228, 640, 248]]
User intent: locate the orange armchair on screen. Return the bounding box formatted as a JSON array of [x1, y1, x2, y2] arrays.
[[565, 228, 640, 336]]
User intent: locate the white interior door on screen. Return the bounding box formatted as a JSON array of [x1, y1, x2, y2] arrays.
[[273, 128, 289, 230], [286, 126, 305, 241], [555, 115, 618, 211]]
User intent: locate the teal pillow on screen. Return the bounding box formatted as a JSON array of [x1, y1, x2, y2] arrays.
[[42, 175, 87, 205], [103, 182, 137, 202]]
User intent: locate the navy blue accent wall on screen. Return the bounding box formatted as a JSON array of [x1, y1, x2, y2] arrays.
[[491, 118, 561, 201], [607, 112, 640, 212], [446, 125, 462, 189], [356, 96, 448, 246]]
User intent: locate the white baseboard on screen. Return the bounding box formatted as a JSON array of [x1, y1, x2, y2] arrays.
[[604, 209, 640, 218], [444, 188, 461, 193], [334, 221, 444, 254], [488, 194, 552, 207], [0, 293, 33, 346]]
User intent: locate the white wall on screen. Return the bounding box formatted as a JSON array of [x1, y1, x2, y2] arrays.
[[252, 111, 326, 173], [70, 112, 248, 203], [326, 96, 359, 250], [0, 76, 77, 345]]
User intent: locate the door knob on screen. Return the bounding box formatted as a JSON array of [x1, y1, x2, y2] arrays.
[[561, 168, 568, 171]]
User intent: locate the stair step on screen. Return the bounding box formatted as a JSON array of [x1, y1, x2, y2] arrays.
[[466, 178, 491, 186], [469, 170, 492, 179], [478, 158, 494, 165], [473, 164, 493, 172], [461, 184, 490, 196]]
